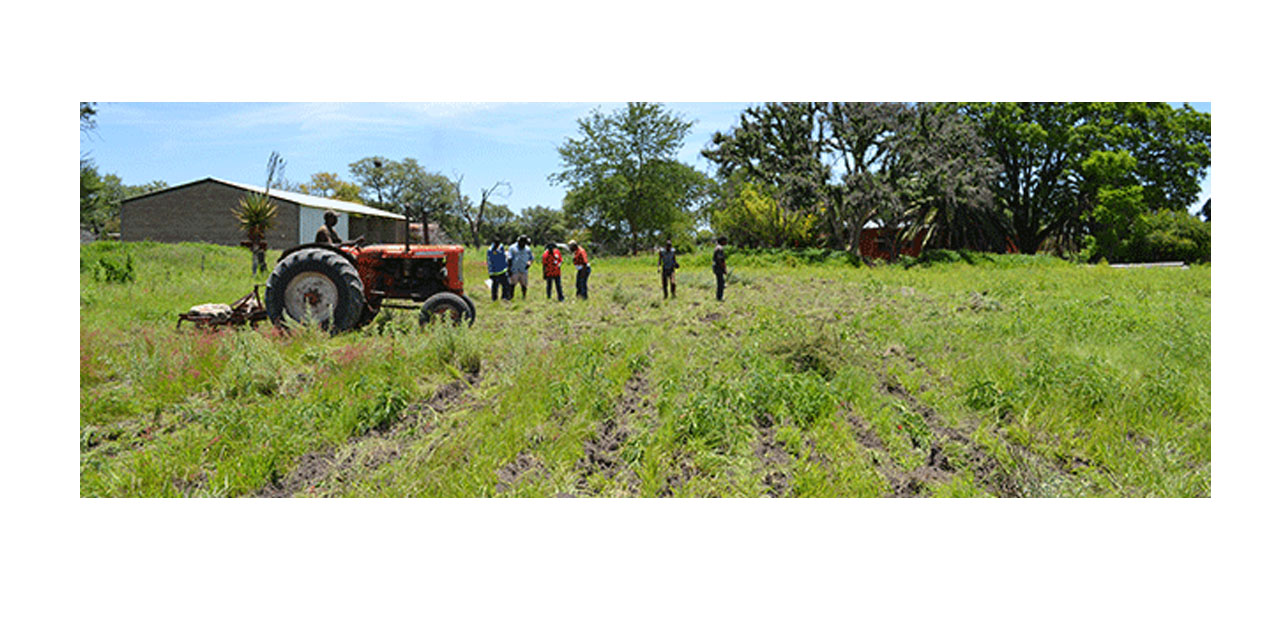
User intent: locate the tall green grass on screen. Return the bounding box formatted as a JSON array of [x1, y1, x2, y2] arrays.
[[81, 242, 1210, 497]]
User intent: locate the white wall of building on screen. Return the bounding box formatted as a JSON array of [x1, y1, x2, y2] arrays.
[[299, 206, 349, 244]]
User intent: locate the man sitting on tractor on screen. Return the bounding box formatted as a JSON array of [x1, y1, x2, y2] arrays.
[[315, 209, 342, 244]]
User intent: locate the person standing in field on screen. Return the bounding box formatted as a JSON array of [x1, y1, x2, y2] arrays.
[[508, 235, 534, 300], [713, 236, 728, 301], [658, 239, 679, 299], [569, 240, 591, 300], [542, 242, 564, 301], [244, 229, 267, 276], [487, 238, 512, 302], [315, 209, 342, 244]]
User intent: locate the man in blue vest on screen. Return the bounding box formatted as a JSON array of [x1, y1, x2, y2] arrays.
[[487, 238, 512, 301]]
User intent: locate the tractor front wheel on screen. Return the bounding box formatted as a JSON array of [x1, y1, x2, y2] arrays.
[[265, 248, 365, 333], [419, 292, 474, 327]]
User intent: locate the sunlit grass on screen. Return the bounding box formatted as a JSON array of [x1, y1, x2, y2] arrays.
[[80, 242, 1210, 497]]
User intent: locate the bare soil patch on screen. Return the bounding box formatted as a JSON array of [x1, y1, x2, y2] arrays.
[[260, 450, 337, 497], [863, 346, 1035, 496], [658, 452, 698, 497], [257, 373, 478, 497], [571, 370, 649, 496], [496, 452, 546, 494], [753, 414, 791, 497]]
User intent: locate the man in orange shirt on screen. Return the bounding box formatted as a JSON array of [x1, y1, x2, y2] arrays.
[[569, 240, 591, 300], [542, 242, 564, 301]]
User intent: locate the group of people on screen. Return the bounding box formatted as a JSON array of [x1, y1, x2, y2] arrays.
[[314, 210, 729, 303], [487, 236, 591, 301], [656, 237, 729, 301], [486, 235, 729, 303]]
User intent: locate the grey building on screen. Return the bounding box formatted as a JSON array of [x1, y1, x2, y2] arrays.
[[120, 177, 406, 248]]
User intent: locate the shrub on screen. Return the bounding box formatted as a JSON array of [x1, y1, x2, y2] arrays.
[[1127, 210, 1211, 264], [85, 252, 136, 283]]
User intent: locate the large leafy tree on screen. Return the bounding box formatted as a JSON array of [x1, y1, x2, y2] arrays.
[[961, 102, 1211, 254], [80, 161, 168, 236], [706, 102, 996, 256], [707, 102, 920, 253], [709, 176, 816, 248], [349, 157, 461, 242], [552, 102, 709, 253], [80, 102, 97, 135], [515, 205, 576, 246], [878, 103, 1001, 253], [297, 172, 363, 203], [704, 102, 832, 245]]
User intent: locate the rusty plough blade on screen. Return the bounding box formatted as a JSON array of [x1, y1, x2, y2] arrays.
[[177, 285, 269, 330]]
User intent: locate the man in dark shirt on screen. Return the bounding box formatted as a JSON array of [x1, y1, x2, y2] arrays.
[[713, 236, 728, 301], [658, 240, 679, 299], [315, 210, 342, 244]]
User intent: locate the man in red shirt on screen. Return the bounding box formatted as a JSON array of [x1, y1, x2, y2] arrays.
[[542, 242, 564, 301], [569, 240, 591, 300]]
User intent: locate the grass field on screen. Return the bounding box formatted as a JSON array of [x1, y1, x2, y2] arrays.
[[79, 241, 1211, 497]]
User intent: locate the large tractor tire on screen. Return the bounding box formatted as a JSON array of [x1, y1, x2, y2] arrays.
[[460, 294, 476, 325], [419, 292, 475, 327], [265, 248, 366, 334]]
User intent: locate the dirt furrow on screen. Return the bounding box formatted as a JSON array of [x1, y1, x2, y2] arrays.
[[258, 374, 478, 498]]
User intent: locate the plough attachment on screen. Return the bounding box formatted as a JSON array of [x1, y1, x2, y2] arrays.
[[176, 285, 268, 330]]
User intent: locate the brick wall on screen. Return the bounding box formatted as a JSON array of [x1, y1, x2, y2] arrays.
[[120, 180, 301, 249], [349, 215, 406, 245], [859, 228, 926, 260]]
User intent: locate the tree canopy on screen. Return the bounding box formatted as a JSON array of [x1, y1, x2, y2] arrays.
[[704, 102, 997, 254], [80, 161, 168, 236], [961, 101, 1211, 255], [296, 172, 363, 203], [552, 102, 710, 253], [704, 101, 1209, 261], [349, 157, 461, 242]]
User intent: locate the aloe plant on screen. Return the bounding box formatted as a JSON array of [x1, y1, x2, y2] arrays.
[[232, 192, 278, 239]]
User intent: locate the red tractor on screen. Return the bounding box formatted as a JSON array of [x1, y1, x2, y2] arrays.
[[264, 238, 475, 333]]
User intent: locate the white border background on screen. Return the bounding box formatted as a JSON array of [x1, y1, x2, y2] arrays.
[[12, 1, 1272, 637]]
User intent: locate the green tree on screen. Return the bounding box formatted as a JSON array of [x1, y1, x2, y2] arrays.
[[709, 175, 816, 248], [1078, 150, 1146, 260], [350, 157, 464, 242], [552, 102, 709, 254], [80, 160, 168, 236], [878, 103, 1001, 254], [1125, 209, 1210, 263], [961, 102, 1211, 254], [297, 172, 363, 203], [704, 102, 831, 245], [349, 156, 402, 210], [515, 205, 575, 246], [80, 102, 97, 135], [706, 102, 996, 257]]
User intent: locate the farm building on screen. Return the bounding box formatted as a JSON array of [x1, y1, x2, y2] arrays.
[[859, 225, 926, 260], [120, 177, 407, 249], [408, 222, 458, 246]]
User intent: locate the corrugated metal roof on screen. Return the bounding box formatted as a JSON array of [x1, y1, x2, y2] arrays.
[[213, 178, 404, 220], [122, 177, 404, 220]]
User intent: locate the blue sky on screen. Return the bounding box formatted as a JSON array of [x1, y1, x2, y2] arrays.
[[81, 102, 1211, 214]]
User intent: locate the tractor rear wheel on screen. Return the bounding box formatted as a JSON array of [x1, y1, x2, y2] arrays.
[[265, 248, 365, 333], [460, 294, 476, 326], [419, 292, 474, 327]]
